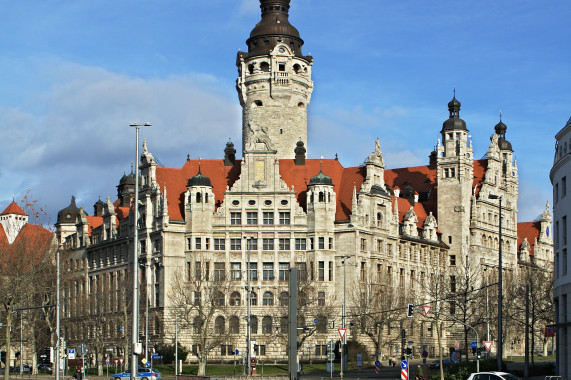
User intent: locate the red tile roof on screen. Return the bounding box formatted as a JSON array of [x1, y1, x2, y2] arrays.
[[517, 221, 541, 256], [109, 157, 489, 227], [0, 201, 27, 216], [0, 223, 55, 272], [0, 224, 7, 244], [86, 216, 103, 237]]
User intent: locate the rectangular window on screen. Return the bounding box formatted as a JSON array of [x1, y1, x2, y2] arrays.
[[262, 238, 274, 250], [249, 262, 258, 281], [205, 238, 210, 250], [230, 262, 241, 281], [279, 238, 290, 250], [318, 237, 325, 249], [556, 221, 560, 250], [360, 238, 367, 251], [214, 238, 225, 250], [187, 237, 191, 250], [450, 275, 456, 293], [329, 261, 333, 281], [279, 211, 290, 225], [563, 177, 567, 197], [230, 212, 241, 225], [295, 238, 306, 250], [555, 183, 559, 203], [279, 262, 289, 281], [214, 262, 225, 281], [564, 248, 568, 276], [556, 252, 560, 278], [247, 238, 258, 250], [296, 262, 307, 282], [361, 262, 366, 281], [449, 255, 456, 266], [448, 236, 453, 244], [310, 237, 314, 250], [230, 238, 241, 250], [204, 262, 209, 280], [259, 345, 266, 356], [318, 261, 325, 281], [564, 216, 567, 246], [318, 291, 325, 306], [263, 262, 274, 281], [263, 212, 274, 225], [329, 237, 333, 249], [195, 261, 201, 279], [195, 237, 201, 250], [247, 211, 258, 225]]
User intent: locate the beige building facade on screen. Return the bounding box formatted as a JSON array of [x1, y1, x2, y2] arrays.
[[55, 0, 553, 366]]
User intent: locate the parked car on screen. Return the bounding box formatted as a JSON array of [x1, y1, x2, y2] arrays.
[[429, 359, 451, 370], [38, 363, 53, 372], [10, 365, 32, 373], [110, 367, 157, 380], [467, 372, 521, 380]]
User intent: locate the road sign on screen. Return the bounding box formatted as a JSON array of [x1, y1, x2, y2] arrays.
[[423, 305, 432, 316], [407, 341, 413, 346], [234, 349, 239, 355], [455, 343, 459, 349], [105, 358, 110, 365], [114, 359, 118, 365], [68, 349, 76, 360], [142, 358, 147, 364], [401, 360, 408, 370], [313, 318, 318, 324], [327, 352, 335, 361], [145, 361, 151, 368], [119, 358, 124, 365], [374, 360, 381, 367], [471, 341, 477, 349], [338, 328, 347, 339], [77, 344, 88, 356], [152, 354, 163, 359], [484, 341, 493, 351]]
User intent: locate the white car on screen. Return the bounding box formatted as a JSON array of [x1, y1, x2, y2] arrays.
[[467, 372, 521, 380]]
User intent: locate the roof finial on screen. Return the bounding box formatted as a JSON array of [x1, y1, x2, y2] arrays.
[[198, 157, 202, 174], [130, 161, 134, 173], [187, 153, 190, 161], [500, 109, 503, 121], [453, 86, 456, 98]]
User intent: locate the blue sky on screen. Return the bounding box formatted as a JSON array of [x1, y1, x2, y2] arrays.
[[0, 0, 569, 225]]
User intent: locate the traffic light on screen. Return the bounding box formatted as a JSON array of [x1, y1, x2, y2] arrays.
[[253, 344, 258, 355], [472, 347, 477, 355], [476, 347, 482, 359], [406, 348, 412, 357], [407, 304, 413, 317]]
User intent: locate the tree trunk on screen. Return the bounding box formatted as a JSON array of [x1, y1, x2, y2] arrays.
[[4, 300, 13, 380], [198, 355, 206, 376]]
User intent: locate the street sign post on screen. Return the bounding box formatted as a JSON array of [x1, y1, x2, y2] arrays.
[[401, 360, 408, 380], [338, 328, 347, 340]]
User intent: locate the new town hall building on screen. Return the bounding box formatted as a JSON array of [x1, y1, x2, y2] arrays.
[[55, 0, 553, 364]]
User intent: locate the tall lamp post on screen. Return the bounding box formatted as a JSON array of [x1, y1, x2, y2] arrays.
[[55, 244, 61, 380], [483, 264, 490, 359], [488, 194, 502, 371], [340, 255, 351, 378], [130, 122, 151, 380]]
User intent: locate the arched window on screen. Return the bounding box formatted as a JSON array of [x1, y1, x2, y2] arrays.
[[230, 291, 241, 306], [279, 291, 289, 306], [251, 316, 258, 335], [377, 212, 382, 227], [310, 193, 314, 203], [250, 291, 258, 306], [298, 102, 305, 108], [263, 291, 274, 306], [229, 316, 240, 334], [248, 64, 254, 74], [205, 193, 209, 203], [214, 291, 224, 306], [214, 316, 225, 334], [494, 238, 499, 249], [293, 64, 301, 74], [193, 316, 203, 334], [481, 234, 486, 247], [319, 192, 325, 202], [262, 316, 272, 334], [260, 62, 270, 72], [196, 192, 202, 203], [488, 236, 493, 247]]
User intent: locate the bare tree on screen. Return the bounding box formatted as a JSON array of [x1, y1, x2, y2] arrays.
[[169, 259, 231, 376]]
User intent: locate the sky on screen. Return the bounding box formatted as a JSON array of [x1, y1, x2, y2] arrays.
[[0, 0, 569, 226]]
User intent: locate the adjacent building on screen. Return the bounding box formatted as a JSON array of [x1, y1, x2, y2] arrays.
[[551, 117, 571, 379]]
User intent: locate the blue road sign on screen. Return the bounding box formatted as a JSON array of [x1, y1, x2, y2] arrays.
[[313, 318, 318, 324], [471, 341, 477, 349], [234, 349, 239, 355], [152, 354, 163, 359], [145, 361, 151, 368], [374, 360, 381, 367], [401, 360, 408, 370]]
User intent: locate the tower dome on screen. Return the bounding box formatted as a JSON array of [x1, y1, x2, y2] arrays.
[[309, 168, 333, 186], [494, 117, 513, 151], [246, 0, 304, 57], [441, 95, 467, 132], [187, 166, 212, 187], [57, 196, 82, 224]]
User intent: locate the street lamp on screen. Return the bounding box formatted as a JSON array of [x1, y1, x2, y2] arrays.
[[130, 122, 151, 380], [483, 264, 491, 359], [488, 193, 502, 371], [340, 255, 351, 378], [55, 244, 62, 380]]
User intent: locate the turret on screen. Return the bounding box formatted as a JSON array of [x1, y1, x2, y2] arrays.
[[185, 163, 215, 231]]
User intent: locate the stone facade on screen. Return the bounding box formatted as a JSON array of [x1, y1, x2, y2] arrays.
[[55, 0, 553, 367]]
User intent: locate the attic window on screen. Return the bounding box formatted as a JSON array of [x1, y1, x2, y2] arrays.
[[281, 200, 288, 206], [232, 200, 239, 206], [248, 200, 256, 206], [279, 64, 285, 72]]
